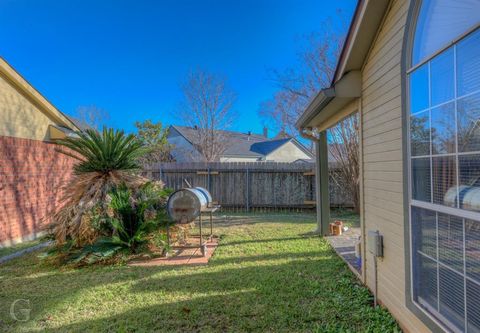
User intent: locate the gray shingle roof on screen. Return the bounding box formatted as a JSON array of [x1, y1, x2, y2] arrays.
[[170, 125, 311, 159]]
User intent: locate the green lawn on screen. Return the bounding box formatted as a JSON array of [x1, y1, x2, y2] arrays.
[[0, 239, 43, 258], [0, 213, 398, 332]]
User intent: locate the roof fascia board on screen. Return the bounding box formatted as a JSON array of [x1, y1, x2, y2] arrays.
[[334, 0, 390, 83], [291, 138, 314, 158], [296, 71, 361, 129]]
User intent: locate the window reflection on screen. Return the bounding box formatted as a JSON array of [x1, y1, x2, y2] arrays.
[[410, 64, 429, 114], [411, 111, 430, 156], [458, 154, 480, 212], [431, 102, 456, 154], [458, 92, 480, 153], [438, 213, 463, 272], [465, 219, 480, 282], [431, 47, 454, 106], [412, 158, 432, 202], [412, 0, 480, 66], [433, 156, 457, 207], [457, 29, 480, 97]]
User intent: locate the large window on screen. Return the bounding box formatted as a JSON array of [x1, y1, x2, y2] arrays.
[[409, 2, 480, 332]]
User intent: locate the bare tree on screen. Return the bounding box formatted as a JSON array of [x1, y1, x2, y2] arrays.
[[260, 21, 345, 135], [260, 15, 360, 212], [73, 105, 110, 130], [178, 69, 237, 162], [328, 113, 360, 213]]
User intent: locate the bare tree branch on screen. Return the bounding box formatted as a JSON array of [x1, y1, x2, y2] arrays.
[[178, 69, 237, 162], [328, 114, 360, 213], [73, 105, 110, 130]]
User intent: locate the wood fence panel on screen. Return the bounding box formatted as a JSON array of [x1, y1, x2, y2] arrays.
[[144, 162, 352, 210]]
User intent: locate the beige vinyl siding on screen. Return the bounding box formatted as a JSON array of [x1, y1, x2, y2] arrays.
[[264, 141, 311, 162], [0, 74, 57, 141], [360, 0, 431, 332]]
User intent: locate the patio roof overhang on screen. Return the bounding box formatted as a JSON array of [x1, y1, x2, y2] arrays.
[[295, 70, 361, 132]]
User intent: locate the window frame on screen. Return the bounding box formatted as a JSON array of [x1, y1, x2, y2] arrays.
[[404, 1, 480, 332]]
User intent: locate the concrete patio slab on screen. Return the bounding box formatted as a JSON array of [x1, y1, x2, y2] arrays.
[[325, 227, 361, 277]]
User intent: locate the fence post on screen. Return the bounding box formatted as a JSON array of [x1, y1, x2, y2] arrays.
[[246, 166, 250, 212], [207, 165, 211, 192]]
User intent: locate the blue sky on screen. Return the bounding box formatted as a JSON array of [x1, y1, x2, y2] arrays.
[[0, 0, 355, 135]]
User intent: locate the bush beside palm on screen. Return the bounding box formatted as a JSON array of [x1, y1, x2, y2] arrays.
[[44, 127, 173, 265], [51, 127, 150, 246]]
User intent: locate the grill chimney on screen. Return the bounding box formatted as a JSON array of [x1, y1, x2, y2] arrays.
[[263, 126, 268, 138]]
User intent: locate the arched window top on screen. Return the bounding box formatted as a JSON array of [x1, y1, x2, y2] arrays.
[[412, 0, 480, 66]]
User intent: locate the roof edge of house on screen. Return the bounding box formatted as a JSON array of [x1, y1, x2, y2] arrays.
[[296, 0, 391, 131], [0, 57, 80, 131]]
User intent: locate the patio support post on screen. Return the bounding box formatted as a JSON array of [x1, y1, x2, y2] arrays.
[[315, 131, 330, 235]]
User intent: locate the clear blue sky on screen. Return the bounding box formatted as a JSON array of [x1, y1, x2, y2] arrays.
[[0, 0, 355, 135]]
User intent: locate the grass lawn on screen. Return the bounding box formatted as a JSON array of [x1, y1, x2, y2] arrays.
[[0, 213, 398, 332], [0, 239, 43, 258]]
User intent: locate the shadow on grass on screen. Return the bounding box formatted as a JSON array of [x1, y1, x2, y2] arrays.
[[220, 235, 319, 247], [0, 247, 400, 333], [16, 257, 396, 333]]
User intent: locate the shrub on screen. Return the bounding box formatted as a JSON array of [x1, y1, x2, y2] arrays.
[[43, 182, 172, 266], [51, 127, 149, 246]]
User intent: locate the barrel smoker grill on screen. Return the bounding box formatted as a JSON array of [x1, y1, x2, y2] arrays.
[[166, 187, 220, 256]]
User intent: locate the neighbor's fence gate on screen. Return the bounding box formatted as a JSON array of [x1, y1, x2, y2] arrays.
[[144, 162, 352, 212]]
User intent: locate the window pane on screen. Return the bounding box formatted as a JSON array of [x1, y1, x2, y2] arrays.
[[458, 92, 480, 153], [410, 64, 429, 114], [438, 213, 464, 272], [467, 279, 480, 333], [412, 0, 480, 66], [457, 29, 480, 97], [431, 102, 456, 154], [431, 47, 454, 106], [465, 219, 480, 282], [416, 255, 439, 311], [458, 154, 480, 212], [432, 156, 457, 207], [412, 158, 431, 202], [411, 111, 430, 156], [412, 206, 437, 259], [439, 267, 465, 331], [412, 207, 438, 311]]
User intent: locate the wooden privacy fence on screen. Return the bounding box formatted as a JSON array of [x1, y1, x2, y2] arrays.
[[143, 162, 353, 211]]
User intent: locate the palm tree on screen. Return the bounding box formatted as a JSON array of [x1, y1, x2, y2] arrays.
[[52, 128, 147, 246]]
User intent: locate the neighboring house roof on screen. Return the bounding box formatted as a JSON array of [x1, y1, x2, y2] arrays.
[[0, 57, 80, 131], [169, 125, 313, 159], [296, 0, 390, 131]]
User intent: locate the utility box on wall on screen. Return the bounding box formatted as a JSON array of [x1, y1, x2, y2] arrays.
[[367, 230, 383, 257]]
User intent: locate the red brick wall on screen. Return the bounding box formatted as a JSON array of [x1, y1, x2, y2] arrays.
[[0, 136, 76, 244]]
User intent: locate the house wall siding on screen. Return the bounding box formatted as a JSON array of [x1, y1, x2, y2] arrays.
[[361, 0, 430, 332], [0, 136, 76, 246], [264, 141, 311, 162], [0, 73, 77, 246], [0, 74, 58, 141]]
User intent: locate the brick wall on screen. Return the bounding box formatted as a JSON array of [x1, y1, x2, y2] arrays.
[[0, 135, 76, 245]]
